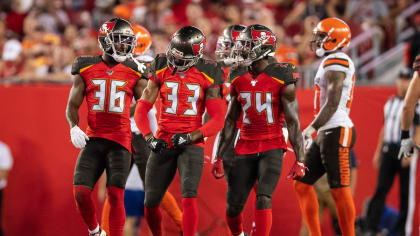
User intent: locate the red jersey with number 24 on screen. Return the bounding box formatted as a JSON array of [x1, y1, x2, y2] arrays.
[[229, 63, 298, 155]]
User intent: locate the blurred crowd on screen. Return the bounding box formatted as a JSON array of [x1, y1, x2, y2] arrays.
[[0, 0, 418, 82]]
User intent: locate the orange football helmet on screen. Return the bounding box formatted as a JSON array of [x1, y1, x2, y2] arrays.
[[132, 25, 151, 55], [311, 17, 351, 57]]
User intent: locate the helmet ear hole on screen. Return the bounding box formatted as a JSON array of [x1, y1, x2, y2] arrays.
[[332, 39, 336, 43]]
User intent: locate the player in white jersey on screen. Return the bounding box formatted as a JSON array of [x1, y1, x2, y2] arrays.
[[293, 18, 357, 236]]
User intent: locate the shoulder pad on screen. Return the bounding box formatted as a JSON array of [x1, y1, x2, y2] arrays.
[[121, 58, 148, 79], [149, 54, 168, 79], [71, 56, 101, 75], [195, 58, 224, 85], [414, 55, 420, 72], [228, 66, 248, 83], [264, 62, 299, 86]]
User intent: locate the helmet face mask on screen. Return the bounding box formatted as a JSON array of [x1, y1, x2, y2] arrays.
[[215, 36, 233, 60], [98, 18, 136, 62], [166, 26, 206, 73], [231, 24, 276, 66]]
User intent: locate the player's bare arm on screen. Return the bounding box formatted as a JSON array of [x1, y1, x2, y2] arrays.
[[189, 86, 222, 142], [66, 74, 85, 128], [311, 70, 345, 129], [281, 84, 304, 162], [138, 80, 159, 141], [216, 94, 241, 158], [129, 79, 148, 116], [401, 71, 420, 131]]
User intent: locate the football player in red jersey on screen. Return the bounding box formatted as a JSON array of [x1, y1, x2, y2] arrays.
[[214, 24, 306, 236], [134, 26, 227, 236], [65, 18, 148, 236]]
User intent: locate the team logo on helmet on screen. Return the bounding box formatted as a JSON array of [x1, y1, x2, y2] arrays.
[[231, 30, 241, 42], [251, 29, 275, 45], [99, 22, 116, 36], [192, 39, 205, 56]]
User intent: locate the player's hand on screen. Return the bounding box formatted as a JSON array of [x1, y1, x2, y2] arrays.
[[287, 161, 307, 180], [171, 133, 191, 148], [398, 138, 417, 159], [70, 125, 89, 149], [147, 136, 168, 153], [212, 158, 224, 179]]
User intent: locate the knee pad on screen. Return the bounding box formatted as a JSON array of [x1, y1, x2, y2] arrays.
[[107, 172, 128, 189], [226, 203, 244, 218], [144, 190, 164, 208], [256, 195, 272, 209], [73, 186, 92, 204]]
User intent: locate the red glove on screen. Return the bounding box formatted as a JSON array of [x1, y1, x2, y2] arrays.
[[212, 158, 224, 179], [287, 161, 307, 180]]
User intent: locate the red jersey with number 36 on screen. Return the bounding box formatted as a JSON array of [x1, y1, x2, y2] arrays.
[[71, 56, 147, 152], [229, 63, 298, 154], [149, 54, 224, 147]]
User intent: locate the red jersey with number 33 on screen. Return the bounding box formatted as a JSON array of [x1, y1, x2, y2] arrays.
[[229, 63, 298, 154], [71, 56, 147, 152], [149, 55, 224, 147]]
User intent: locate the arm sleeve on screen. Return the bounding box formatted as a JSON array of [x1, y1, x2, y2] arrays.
[[198, 98, 227, 138], [134, 99, 154, 136]]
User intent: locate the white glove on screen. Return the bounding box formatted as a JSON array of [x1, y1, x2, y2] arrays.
[[398, 138, 416, 160], [302, 125, 316, 151], [282, 127, 289, 144], [70, 126, 89, 149]]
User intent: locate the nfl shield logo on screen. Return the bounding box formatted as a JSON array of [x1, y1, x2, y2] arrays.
[[107, 70, 113, 75]]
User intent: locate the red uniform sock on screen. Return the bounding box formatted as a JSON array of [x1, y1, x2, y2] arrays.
[[145, 206, 162, 236], [331, 187, 355, 236], [73, 186, 99, 230], [182, 198, 198, 236], [294, 181, 322, 236], [106, 186, 125, 236], [254, 209, 272, 236], [226, 214, 243, 236]]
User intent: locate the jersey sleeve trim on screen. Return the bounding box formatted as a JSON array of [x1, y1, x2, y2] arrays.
[[323, 58, 349, 68], [126, 67, 143, 78], [80, 65, 94, 73], [155, 67, 167, 76], [271, 76, 285, 84], [200, 72, 215, 84]]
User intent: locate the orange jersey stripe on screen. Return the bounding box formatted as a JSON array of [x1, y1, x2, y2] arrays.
[[339, 127, 345, 146], [323, 58, 349, 68]]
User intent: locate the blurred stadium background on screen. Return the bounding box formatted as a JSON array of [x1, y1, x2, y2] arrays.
[[0, 0, 420, 235]]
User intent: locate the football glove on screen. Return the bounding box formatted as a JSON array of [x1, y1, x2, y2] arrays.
[[171, 133, 191, 148], [147, 136, 168, 153], [302, 125, 316, 151], [398, 138, 416, 160], [212, 158, 224, 179], [287, 161, 307, 180], [70, 125, 89, 149]]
